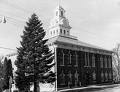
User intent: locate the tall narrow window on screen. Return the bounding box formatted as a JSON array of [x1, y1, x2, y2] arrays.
[[105, 71, 108, 81], [109, 71, 112, 80], [60, 70, 65, 85], [54, 30, 55, 34], [56, 29, 58, 34], [64, 50, 70, 65], [51, 31, 52, 35], [75, 70, 79, 86], [67, 30, 69, 35], [85, 53, 87, 66], [71, 51, 76, 65], [108, 57, 111, 68], [87, 53, 90, 66], [68, 71, 72, 87], [101, 71, 104, 82], [64, 30, 66, 34], [93, 71, 96, 81], [61, 11, 63, 16], [100, 56, 103, 68], [57, 50, 64, 66], [69, 52, 71, 64], [92, 54, 95, 67], [75, 52, 78, 67], [104, 57, 107, 68], [60, 29, 62, 34]]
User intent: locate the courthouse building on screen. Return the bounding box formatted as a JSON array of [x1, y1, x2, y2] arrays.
[[47, 6, 113, 90]]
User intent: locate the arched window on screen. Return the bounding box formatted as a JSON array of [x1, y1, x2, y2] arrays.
[[61, 11, 63, 16], [64, 30, 66, 34], [60, 29, 62, 34]]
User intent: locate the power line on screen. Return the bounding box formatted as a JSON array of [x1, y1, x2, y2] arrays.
[[0, 46, 16, 51]]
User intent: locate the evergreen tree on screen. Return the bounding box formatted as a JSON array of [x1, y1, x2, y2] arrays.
[[0, 57, 4, 91], [15, 13, 56, 92], [3, 58, 13, 90], [0, 58, 3, 79]]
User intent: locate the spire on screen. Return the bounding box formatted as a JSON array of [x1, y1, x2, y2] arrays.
[[58, 0, 61, 7]]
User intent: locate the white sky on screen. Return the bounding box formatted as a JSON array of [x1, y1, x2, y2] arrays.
[[0, 0, 120, 55]]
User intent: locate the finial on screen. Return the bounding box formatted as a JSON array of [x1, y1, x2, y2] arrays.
[[58, 0, 61, 6]]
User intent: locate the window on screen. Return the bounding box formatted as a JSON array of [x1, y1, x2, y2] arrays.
[[64, 53, 70, 65], [60, 29, 62, 34], [108, 57, 112, 68], [68, 71, 72, 85], [100, 56, 103, 68], [93, 71, 96, 80], [57, 50, 64, 66], [54, 30, 55, 34], [69, 52, 71, 64], [85, 53, 90, 66], [75, 53, 78, 67], [104, 57, 107, 68], [64, 30, 66, 34], [61, 11, 63, 16], [109, 71, 112, 79], [51, 31, 52, 35], [105, 71, 108, 81], [60, 70, 65, 85], [75, 70, 79, 86], [87, 53, 90, 66], [56, 30, 58, 34], [92, 54, 95, 67], [101, 71, 104, 82], [71, 52, 77, 65], [67, 31, 69, 35], [85, 53, 87, 66]]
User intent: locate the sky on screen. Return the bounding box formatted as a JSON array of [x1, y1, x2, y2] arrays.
[[0, 0, 120, 55]]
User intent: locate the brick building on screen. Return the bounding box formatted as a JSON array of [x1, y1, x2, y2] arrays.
[[47, 5, 113, 90]]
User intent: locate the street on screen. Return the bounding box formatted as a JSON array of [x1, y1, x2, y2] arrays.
[[76, 86, 120, 92], [87, 86, 120, 92], [63, 85, 120, 92]]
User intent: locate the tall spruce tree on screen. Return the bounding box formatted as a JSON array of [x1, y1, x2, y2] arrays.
[[15, 13, 56, 92], [3, 58, 13, 91]]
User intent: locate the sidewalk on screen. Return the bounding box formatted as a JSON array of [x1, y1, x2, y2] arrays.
[[58, 84, 120, 92]]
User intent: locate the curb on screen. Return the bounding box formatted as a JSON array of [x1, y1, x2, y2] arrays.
[[58, 84, 120, 92]]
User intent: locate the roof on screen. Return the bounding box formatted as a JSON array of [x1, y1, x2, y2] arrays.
[[48, 35, 112, 52]]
